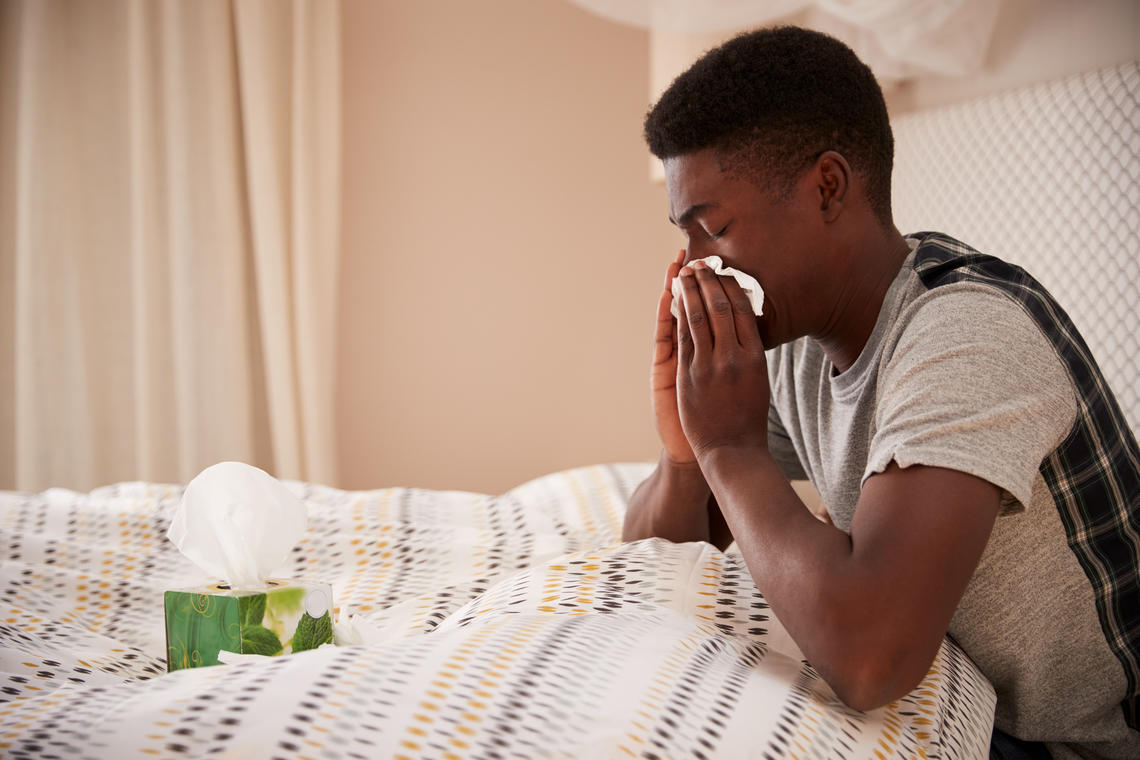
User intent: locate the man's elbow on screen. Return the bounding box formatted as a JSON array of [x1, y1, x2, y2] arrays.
[[830, 672, 917, 713], [822, 642, 932, 713]]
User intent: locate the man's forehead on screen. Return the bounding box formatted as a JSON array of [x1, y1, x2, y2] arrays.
[[664, 151, 731, 224]]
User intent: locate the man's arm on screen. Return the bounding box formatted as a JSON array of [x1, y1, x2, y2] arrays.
[[674, 261, 1001, 709], [705, 452, 999, 709], [622, 453, 710, 543], [623, 453, 734, 551]]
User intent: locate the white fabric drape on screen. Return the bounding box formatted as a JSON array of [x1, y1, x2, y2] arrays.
[[0, 0, 340, 491], [567, 0, 1004, 82]]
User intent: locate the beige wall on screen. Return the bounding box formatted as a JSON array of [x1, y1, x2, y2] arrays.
[[337, 0, 681, 493]]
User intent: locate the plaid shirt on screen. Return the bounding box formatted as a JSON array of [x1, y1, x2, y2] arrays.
[[911, 231, 1140, 729]]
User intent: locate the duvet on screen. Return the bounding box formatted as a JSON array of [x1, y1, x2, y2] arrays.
[[0, 463, 994, 758]]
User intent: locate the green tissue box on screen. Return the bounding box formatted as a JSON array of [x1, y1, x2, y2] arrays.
[[164, 579, 333, 671]]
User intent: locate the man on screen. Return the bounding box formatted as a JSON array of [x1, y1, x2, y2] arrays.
[[622, 26, 1139, 760]]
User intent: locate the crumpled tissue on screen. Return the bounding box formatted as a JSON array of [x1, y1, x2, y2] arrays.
[[670, 255, 764, 319], [331, 604, 386, 646]]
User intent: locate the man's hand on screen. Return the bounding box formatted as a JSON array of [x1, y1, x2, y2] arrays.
[[674, 260, 771, 459], [625, 252, 736, 550], [651, 250, 698, 465]]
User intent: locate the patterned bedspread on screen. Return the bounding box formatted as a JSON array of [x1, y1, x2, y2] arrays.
[[0, 463, 995, 758]]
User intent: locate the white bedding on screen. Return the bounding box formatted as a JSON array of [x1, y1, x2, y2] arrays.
[[0, 463, 995, 758]]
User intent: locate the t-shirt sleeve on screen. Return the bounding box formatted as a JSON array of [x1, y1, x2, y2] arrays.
[[865, 285, 1078, 514]]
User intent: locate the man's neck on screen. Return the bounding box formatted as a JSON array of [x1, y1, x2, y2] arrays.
[[815, 225, 912, 374]]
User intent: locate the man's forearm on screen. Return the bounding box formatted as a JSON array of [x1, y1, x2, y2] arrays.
[[702, 446, 851, 577], [700, 445, 916, 711], [701, 447, 866, 696], [623, 452, 714, 544]]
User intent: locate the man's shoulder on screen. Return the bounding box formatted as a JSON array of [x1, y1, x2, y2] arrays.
[[904, 231, 1057, 309], [882, 245, 1078, 430], [898, 232, 1086, 359], [899, 231, 1120, 414], [890, 277, 1047, 351]]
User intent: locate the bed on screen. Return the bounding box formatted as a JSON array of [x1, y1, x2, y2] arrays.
[[1, 463, 995, 758]]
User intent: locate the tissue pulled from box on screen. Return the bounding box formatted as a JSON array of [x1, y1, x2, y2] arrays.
[[332, 604, 386, 646], [167, 461, 307, 588], [670, 255, 764, 319]]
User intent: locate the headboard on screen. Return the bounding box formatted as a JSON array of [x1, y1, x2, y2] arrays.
[[891, 61, 1139, 435]]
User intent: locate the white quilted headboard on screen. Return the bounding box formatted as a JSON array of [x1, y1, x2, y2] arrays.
[[892, 62, 1139, 435]]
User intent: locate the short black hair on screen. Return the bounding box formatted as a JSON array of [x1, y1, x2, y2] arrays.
[[644, 26, 894, 222]]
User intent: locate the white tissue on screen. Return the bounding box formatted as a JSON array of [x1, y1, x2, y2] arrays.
[[167, 462, 308, 589], [216, 649, 271, 665], [670, 255, 764, 319], [332, 604, 386, 646]]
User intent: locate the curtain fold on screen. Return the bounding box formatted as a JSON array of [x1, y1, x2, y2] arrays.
[[0, 0, 340, 491]]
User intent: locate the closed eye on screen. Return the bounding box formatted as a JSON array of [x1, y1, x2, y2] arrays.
[[709, 224, 729, 240]]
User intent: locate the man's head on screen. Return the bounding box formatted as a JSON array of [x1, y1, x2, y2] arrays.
[[644, 26, 894, 224], [646, 26, 904, 351]]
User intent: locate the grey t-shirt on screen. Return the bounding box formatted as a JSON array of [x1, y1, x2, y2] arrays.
[[766, 240, 1140, 759]]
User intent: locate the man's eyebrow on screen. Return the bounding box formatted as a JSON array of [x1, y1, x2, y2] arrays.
[[669, 202, 720, 227]]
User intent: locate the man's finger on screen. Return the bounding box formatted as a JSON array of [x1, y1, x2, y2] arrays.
[[663, 256, 682, 292], [676, 282, 693, 367], [720, 275, 764, 351], [653, 287, 676, 366], [692, 263, 737, 350], [663, 249, 685, 291], [655, 255, 685, 365], [677, 267, 711, 357]]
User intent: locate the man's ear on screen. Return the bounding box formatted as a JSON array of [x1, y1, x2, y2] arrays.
[[816, 151, 850, 223]]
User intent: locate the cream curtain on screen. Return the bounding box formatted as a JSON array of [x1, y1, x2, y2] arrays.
[[0, 0, 340, 492]]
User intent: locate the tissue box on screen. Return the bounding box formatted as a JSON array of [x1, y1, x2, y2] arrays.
[[164, 579, 333, 671]]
